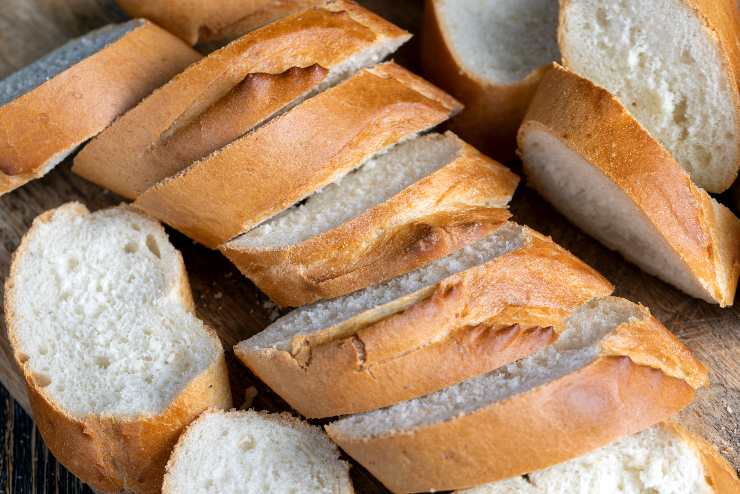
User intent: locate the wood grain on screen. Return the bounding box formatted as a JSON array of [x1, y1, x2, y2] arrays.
[[0, 0, 737, 492]]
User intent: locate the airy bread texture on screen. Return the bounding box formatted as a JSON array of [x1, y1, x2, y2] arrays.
[[162, 410, 353, 494], [236, 223, 613, 418], [4, 203, 231, 493], [457, 423, 740, 494], [560, 0, 740, 193], [74, 0, 410, 200], [520, 65, 740, 306], [0, 20, 199, 196], [327, 296, 708, 493], [422, 0, 559, 161], [222, 131, 520, 306], [134, 62, 461, 248], [117, 0, 324, 45]]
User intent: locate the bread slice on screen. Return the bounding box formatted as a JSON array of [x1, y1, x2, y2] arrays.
[[73, 1, 411, 200], [221, 131, 519, 306], [422, 0, 560, 161], [559, 0, 740, 193], [456, 423, 739, 494], [117, 0, 324, 45], [134, 62, 461, 248], [0, 20, 199, 197], [162, 410, 353, 493], [519, 64, 740, 306], [326, 296, 708, 493], [4, 203, 232, 493], [235, 222, 613, 418]]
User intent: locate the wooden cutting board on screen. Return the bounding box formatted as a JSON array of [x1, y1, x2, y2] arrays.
[[0, 1, 737, 492]]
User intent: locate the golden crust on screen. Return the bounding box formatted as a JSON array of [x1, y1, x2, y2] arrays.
[[3, 203, 232, 493], [519, 64, 740, 306], [235, 227, 614, 418], [73, 2, 410, 200], [221, 133, 519, 307], [0, 21, 199, 197], [327, 313, 707, 493], [421, 0, 551, 162], [134, 62, 461, 248]]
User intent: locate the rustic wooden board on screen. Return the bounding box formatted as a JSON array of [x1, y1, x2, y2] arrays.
[[0, 1, 737, 492]]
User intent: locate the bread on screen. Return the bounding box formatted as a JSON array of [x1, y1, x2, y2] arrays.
[[519, 64, 740, 306], [235, 222, 614, 418], [221, 131, 519, 307], [134, 62, 461, 248], [0, 20, 199, 197], [73, 0, 410, 200], [162, 409, 353, 493], [422, 0, 559, 162], [326, 296, 708, 493], [559, 0, 740, 193], [4, 203, 232, 493], [117, 0, 324, 45], [456, 423, 740, 494]]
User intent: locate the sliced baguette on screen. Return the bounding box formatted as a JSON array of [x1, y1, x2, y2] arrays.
[[422, 0, 560, 161], [0, 20, 199, 197], [4, 203, 232, 493], [221, 131, 519, 306], [73, 1, 410, 200], [457, 423, 740, 494], [519, 64, 740, 306], [559, 0, 740, 193], [326, 296, 708, 493], [162, 409, 353, 494], [235, 222, 613, 418], [117, 0, 324, 45], [134, 62, 461, 248]]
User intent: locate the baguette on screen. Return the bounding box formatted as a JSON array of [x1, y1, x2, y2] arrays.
[[117, 0, 324, 45], [559, 0, 740, 193], [235, 222, 613, 418], [134, 62, 461, 248], [4, 203, 232, 493], [422, 0, 559, 162], [0, 20, 199, 196], [326, 296, 708, 493], [457, 423, 739, 494], [222, 131, 519, 307], [162, 410, 353, 493], [519, 64, 740, 306], [73, 1, 410, 200]]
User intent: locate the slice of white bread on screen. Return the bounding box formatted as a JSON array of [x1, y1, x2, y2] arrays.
[[73, 1, 411, 200], [235, 222, 613, 418], [326, 296, 708, 493], [222, 131, 520, 306], [559, 0, 740, 193], [117, 0, 324, 45], [134, 62, 461, 248], [0, 20, 199, 197], [422, 0, 559, 161], [457, 423, 740, 494], [162, 410, 353, 494], [519, 64, 740, 306], [4, 203, 232, 493]]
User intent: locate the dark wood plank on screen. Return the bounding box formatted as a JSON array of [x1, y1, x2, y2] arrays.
[[0, 0, 737, 492]]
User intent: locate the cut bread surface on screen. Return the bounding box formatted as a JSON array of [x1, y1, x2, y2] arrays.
[[0, 20, 142, 106], [330, 296, 639, 437], [243, 222, 527, 351], [560, 0, 739, 192], [435, 0, 559, 84], [162, 410, 353, 494], [457, 424, 721, 494], [7, 203, 221, 417]]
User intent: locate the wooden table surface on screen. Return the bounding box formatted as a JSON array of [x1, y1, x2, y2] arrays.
[[0, 1, 737, 492]]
